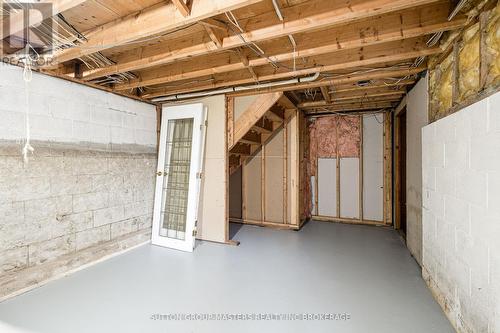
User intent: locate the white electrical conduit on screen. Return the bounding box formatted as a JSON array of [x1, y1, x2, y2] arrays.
[[152, 72, 320, 102], [271, 0, 298, 71]]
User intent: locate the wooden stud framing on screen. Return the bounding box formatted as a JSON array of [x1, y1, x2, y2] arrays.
[[320, 87, 331, 103], [291, 112, 301, 226], [172, 0, 191, 17], [0, 0, 87, 40], [224, 95, 230, 243], [231, 218, 300, 230], [78, 0, 454, 83], [50, 0, 263, 64], [452, 41, 460, 105], [231, 92, 283, 148], [314, 157, 319, 216], [144, 67, 426, 100], [227, 96, 235, 148], [261, 145, 266, 222], [155, 104, 162, 150], [479, 10, 490, 90], [335, 122, 341, 218], [204, 25, 224, 48], [313, 215, 386, 227], [131, 46, 439, 95], [283, 123, 288, 224], [359, 115, 364, 221], [383, 112, 393, 225], [242, 159, 247, 221]]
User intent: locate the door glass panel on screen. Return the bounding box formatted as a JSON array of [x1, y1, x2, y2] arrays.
[[159, 118, 194, 240]]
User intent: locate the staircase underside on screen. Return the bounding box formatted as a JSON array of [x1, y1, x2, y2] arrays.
[[228, 92, 297, 175]]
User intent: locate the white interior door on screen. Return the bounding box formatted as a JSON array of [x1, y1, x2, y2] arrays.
[[151, 103, 206, 252]]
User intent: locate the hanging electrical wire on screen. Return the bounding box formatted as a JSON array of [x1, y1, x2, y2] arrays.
[[22, 47, 35, 164]]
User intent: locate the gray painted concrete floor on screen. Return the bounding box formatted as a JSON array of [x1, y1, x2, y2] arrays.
[[0, 221, 454, 333]]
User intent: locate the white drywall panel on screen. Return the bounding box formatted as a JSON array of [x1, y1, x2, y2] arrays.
[[264, 131, 284, 223], [168, 95, 226, 243], [406, 75, 429, 265], [243, 150, 262, 221], [362, 114, 383, 221], [318, 158, 337, 217], [340, 157, 360, 219]]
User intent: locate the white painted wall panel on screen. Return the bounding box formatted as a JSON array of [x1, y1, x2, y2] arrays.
[[362, 114, 383, 221], [340, 158, 359, 219], [318, 158, 337, 217], [170, 96, 226, 243], [406, 75, 429, 265]]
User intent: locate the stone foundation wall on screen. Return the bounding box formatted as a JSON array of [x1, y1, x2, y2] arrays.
[[0, 63, 158, 300], [0, 142, 156, 300]]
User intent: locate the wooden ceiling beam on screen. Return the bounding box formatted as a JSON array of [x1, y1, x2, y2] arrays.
[[305, 107, 389, 115], [198, 18, 228, 31], [320, 87, 331, 103], [141, 43, 436, 99], [81, 0, 451, 82], [272, 80, 416, 100], [299, 94, 404, 108], [299, 91, 406, 108], [204, 25, 224, 48], [118, 39, 437, 92], [303, 101, 396, 112], [327, 82, 415, 95], [112, 18, 462, 90], [171, 0, 191, 17], [237, 48, 259, 82], [0, 0, 87, 40], [194, 67, 424, 99], [49, 0, 263, 64]]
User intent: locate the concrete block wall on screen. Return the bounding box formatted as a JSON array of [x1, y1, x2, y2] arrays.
[[0, 63, 157, 300], [422, 91, 500, 332]]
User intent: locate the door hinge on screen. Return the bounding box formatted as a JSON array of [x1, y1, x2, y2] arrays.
[[192, 228, 197, 237], [196, 172, 203, 179], [200, 120, 208, 130]]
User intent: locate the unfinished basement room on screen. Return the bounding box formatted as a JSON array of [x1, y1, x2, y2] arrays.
[[0, 0, 499, 332]]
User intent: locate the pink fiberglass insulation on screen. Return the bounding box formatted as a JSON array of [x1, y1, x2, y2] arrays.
[[337, 115, 360, 158], [308, 116, 337, 176], [308, 115, 360, 175], [306, 115, 361, 217]]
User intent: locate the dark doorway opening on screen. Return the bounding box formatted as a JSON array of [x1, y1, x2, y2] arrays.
[[395, 109, 407, 238]]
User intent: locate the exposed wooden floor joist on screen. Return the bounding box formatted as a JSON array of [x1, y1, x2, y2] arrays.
[[0, 0, 465, 113]]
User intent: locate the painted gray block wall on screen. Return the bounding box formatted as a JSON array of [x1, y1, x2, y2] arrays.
[[422, 91, 500, 332], [0, 64, 157, 300], [406, 76, 429, 265]]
